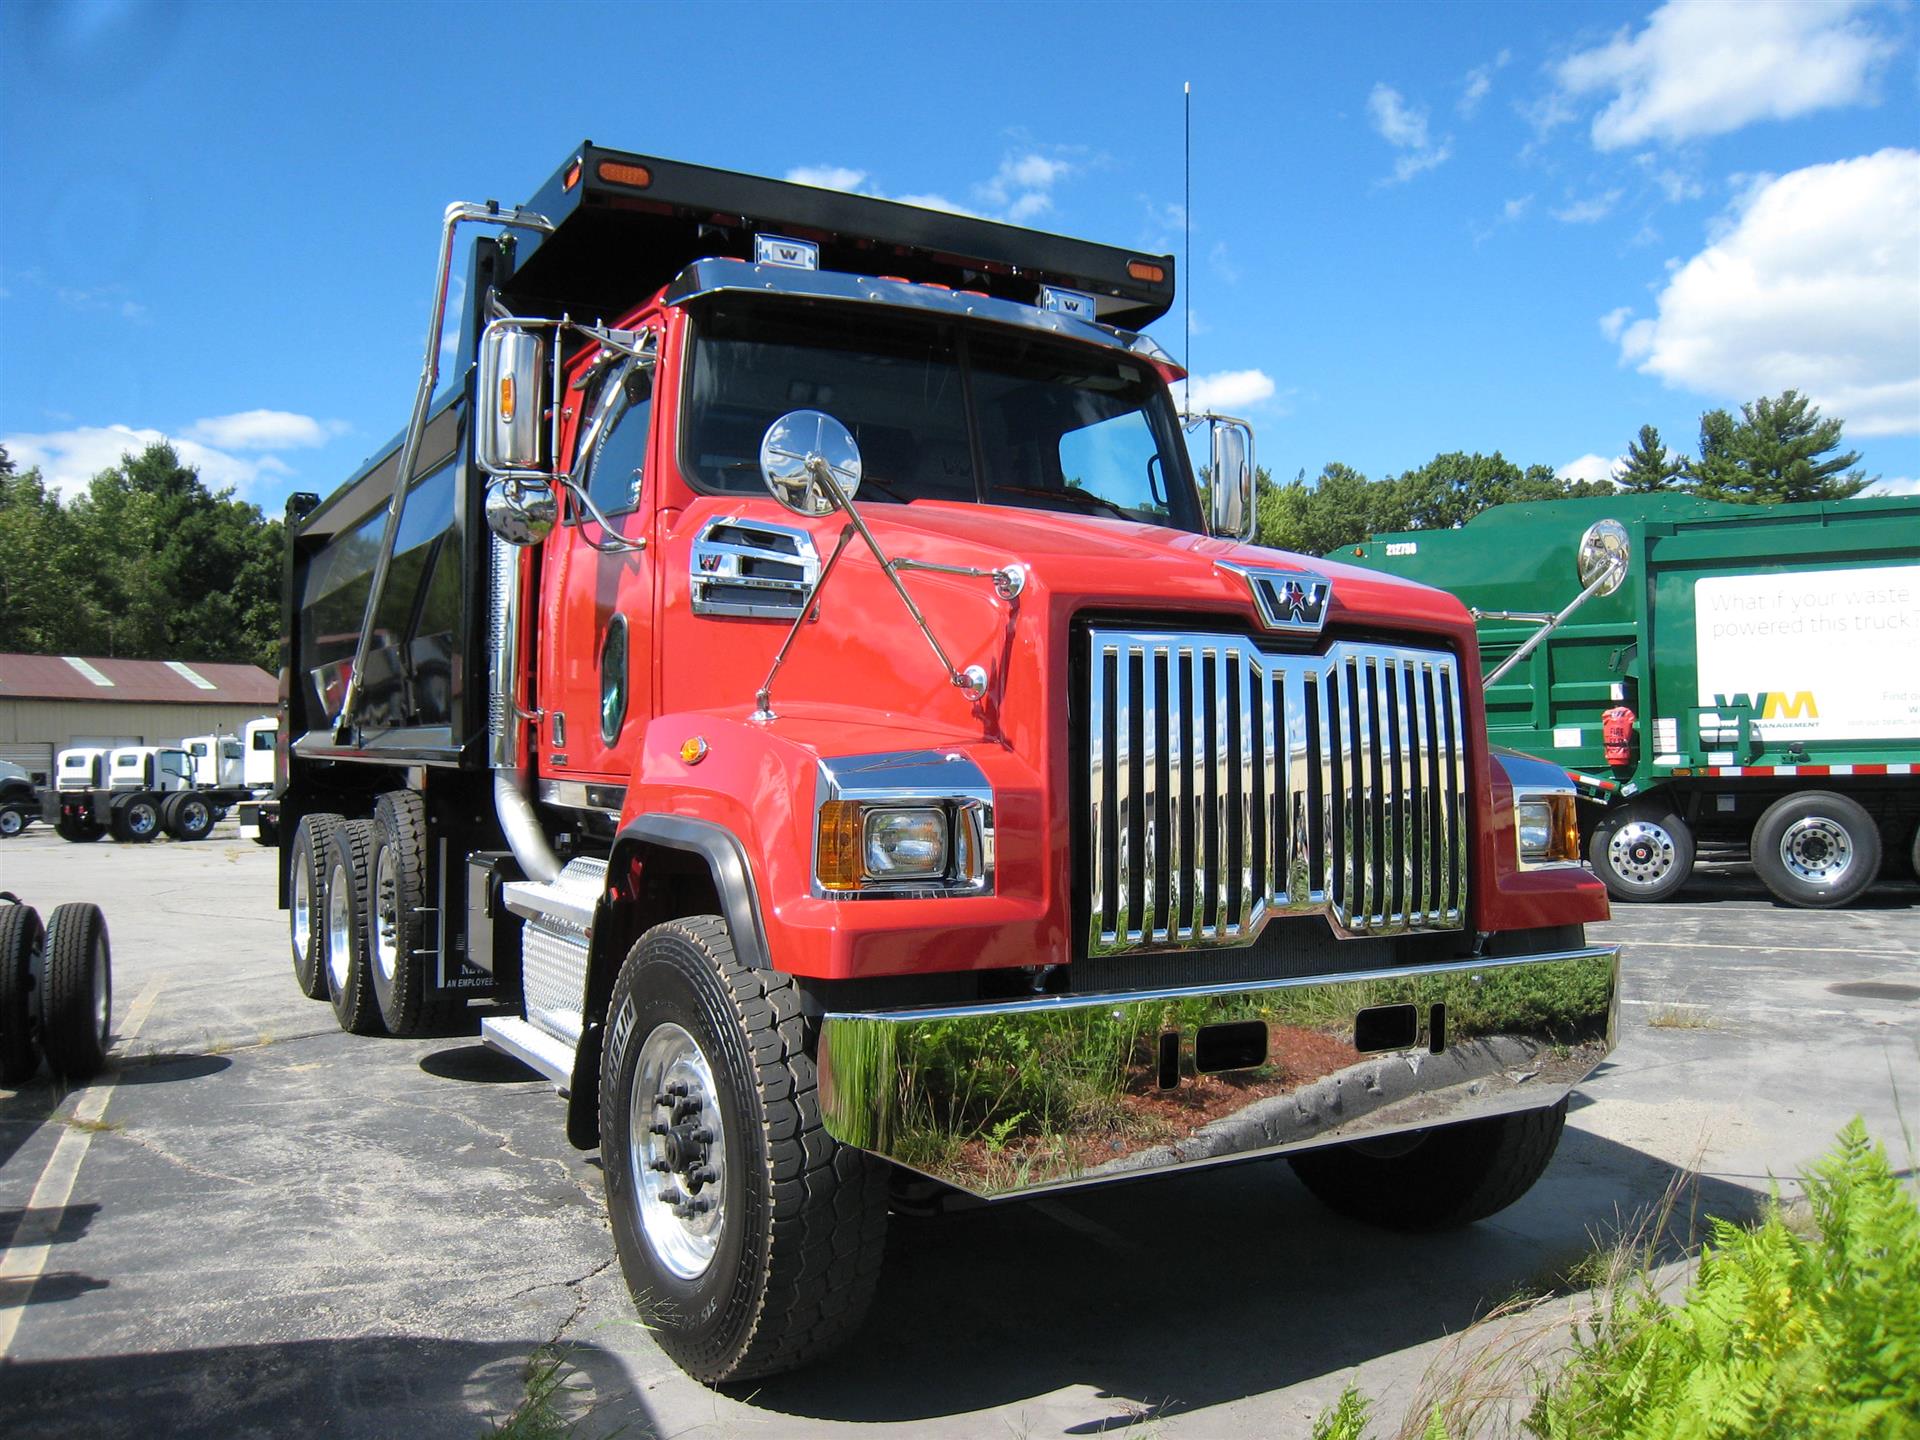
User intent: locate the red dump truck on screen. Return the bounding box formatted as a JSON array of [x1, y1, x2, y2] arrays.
[[268, 144, 1619, 1381]]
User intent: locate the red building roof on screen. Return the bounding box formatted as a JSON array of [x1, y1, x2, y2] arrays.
[[0, 654, 277, 706]]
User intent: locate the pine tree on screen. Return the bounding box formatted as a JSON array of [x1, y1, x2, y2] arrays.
[[1686, 391, 1870, 504], [1616, 424, 1685, 493]]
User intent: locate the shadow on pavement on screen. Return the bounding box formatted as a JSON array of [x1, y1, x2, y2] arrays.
[[742, 1125, 1761, 1424], [109, 1053, 233, 1086], [0, 1201, 100, 1251], [0, 1336, 656, 1440], [420, 1044, 545, 1086]]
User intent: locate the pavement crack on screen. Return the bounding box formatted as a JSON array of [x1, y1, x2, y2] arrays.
[[502, 1257, 617, 1343], [105, 1128, 258, 1188]]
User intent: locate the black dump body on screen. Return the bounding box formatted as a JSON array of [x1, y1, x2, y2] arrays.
[[281, 142, 1176, 771]]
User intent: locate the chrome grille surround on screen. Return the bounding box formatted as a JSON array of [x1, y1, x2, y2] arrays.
[[1085, 626, 1469, 954]]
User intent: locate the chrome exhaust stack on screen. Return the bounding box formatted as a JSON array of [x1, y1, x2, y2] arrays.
[[488, 531, 560, 884]]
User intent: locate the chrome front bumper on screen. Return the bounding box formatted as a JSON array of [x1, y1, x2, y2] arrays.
[[818, 945, 1619, 1199]]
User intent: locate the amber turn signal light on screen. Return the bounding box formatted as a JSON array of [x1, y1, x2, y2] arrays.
[[816, 801, 864, 891], [1127, 259, 1166, 283]]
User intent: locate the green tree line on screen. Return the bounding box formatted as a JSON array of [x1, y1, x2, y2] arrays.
[[1256, 388, 1872, 555], [0, 442, 283, 670], [0, 388, 1875, 669]]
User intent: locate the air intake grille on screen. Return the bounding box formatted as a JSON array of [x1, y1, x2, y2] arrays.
[[1085, 627, 1468, 954]]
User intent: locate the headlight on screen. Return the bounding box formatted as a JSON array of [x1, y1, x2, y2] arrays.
[[816, 801, 954, 890], [864, 808, 948, 878], [1515, 790, 1580, 867]]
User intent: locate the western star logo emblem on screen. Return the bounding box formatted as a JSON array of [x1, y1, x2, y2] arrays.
[[1216, 562, 1334, 636]]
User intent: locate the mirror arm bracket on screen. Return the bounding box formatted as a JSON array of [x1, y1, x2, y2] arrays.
[[752, 524, 858, 723]]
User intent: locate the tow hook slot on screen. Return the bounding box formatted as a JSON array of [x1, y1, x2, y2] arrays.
[[1354, 1003, 1419, 1054], [1194, 1020, 1268, 1075], [1155, 1030, 1180, 1090]]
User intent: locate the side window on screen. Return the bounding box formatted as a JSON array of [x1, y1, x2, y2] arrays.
[[583, 365, 654, 519]]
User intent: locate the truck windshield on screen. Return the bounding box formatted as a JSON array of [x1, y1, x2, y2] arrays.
[[680, 297, 1201, 532]]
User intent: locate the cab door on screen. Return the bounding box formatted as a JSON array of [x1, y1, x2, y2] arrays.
[[536, 346, 658, 787]]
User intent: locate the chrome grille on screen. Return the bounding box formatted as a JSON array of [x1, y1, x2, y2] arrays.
[[1086, 627, 1468, 954]]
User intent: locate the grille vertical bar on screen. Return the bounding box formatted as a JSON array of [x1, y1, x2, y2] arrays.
[[1085, 628, 1469, 954]]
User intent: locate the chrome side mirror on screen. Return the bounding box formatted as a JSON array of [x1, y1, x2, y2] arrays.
[[484, 476, 557, 546], [759, 409, 864, 516], [1202, 415, 1257, 542], [477, 323, 549, 475], [1577, 518, 1631, 596]]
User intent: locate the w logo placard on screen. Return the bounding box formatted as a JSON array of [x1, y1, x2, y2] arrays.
[[1217, 562, 1333, 636]]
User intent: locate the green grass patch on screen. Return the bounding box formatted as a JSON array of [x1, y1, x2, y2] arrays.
[[1311, 1118, 1920, 1439]]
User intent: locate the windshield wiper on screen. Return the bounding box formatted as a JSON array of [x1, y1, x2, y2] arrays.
[[989, 483, 1136, 522]]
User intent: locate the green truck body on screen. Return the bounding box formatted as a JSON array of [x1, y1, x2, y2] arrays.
[[1344, 493, 1920, 906]]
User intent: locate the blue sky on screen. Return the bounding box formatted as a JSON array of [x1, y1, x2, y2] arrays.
[[3, 0, 1915, 512]]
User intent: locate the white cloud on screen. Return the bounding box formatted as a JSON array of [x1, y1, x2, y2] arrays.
[[1599, 306, 1635, 342], [785, 165, 869, 192], [1862, 475, 1919, 496], [1558, 453, 1623, 484], [1612, 148, 1920, 436], [1368, 84, 1452, 183], [1459, 49, 1511, 117], [183, 410, 345, 451], [1503, 196, 1533, 222], [1175, 369, 1278, 414], [4, 411, 343, 499], [975, 152, 1072, 223], [1555, 0, 1897, 151], [1552, 189, 1624, 223], [1635, 155, 1705, 203]]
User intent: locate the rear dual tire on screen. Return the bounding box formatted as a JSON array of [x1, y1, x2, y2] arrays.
[[1751, 790, 1881, 910], [367, 791, 461, 1036], [110, 796, 162, 844], [161, 792, 215, 841], [290, 814, 342, 1000], [323, 820, 386, 1036]]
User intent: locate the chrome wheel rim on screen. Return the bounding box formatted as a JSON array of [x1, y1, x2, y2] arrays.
[[326, 860, 352, 991], [182, 800, 209, 834], [1780, 816, 1851, 885], [373, 846, 399, 984], [93, 936, 110, 1046], [292, 854, 312, 966], [0, 809, 21, 837], [1606, 819, 1677, 888], [128, 804, 157, 837], [630, 1022, 726, 1281]]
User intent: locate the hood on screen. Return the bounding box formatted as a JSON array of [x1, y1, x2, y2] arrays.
[[846, 499, 1477, 642]]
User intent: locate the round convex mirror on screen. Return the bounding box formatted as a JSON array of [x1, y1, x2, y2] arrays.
[[759, 410, 863, 517], [1577, 518, 1631, 596]]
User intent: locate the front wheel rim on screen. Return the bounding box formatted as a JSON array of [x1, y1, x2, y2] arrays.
[[0, 810, 21, 836], [326, 861, 352, 991], [630, 1022, 727, 1281], [129, 805, 157, 836], [1607, 819, 1677, 888], [1780, 816, 1851, 884]]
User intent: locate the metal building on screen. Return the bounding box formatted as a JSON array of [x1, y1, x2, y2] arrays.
[[0, 654, 276, 784]]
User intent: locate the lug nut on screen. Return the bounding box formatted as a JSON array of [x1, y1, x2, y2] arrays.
[[692, 1166, 719, 1186], [648, 1122, 669, 1136], [657, 1187, 683, 1206], [691, 1128, 714, 1144], [648, 1158, 670, 1173], [664, 1080, 688, 1098]]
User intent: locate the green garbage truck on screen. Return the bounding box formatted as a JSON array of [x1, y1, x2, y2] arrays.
[[1344, 493, 1920, 908]]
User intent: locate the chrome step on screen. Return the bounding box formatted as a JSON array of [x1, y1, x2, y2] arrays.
[[500, 857, 606, 1053], [480, 1015, 575, 1092]]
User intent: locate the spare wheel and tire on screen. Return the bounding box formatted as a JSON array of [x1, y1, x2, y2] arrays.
[[1, 902, 45, 1085], [1751, 791, 1881, 909], [40, 902, 111, 1081]]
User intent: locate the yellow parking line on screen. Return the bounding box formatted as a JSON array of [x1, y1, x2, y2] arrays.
[[0, 978, 162, 1358]]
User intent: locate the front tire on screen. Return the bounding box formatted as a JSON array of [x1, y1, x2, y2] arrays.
[[40, 903, 111, 1081], [0, 804, 28, 838], [600, 916, 889, 1383], [1287, 1100, 1569, 1232], [323, 820, 386, 1036], [1751, 790, 1881, 909], [1588, 803, 1693, 902]]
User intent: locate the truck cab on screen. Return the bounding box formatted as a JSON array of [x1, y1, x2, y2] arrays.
[[108, 747, 193, 793], [183, 733, 246, 790], [275, 145, 1619, 1385], [56, 748, 109, 793], [242, 718, 277, 791]]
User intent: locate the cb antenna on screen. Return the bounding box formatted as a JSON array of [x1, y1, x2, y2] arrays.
[[1184, 79, 1192, 410]]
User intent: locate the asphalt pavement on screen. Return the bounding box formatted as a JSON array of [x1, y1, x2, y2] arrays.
[[1, 822, 1915, 1438]]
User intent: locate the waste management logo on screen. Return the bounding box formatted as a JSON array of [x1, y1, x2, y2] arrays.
[[1711, 692, 1820, 721]]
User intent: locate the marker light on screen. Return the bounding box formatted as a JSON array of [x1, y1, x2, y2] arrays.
[[1127, 259, 1166, 283], [498, 374, 516, 423], [597, 161, 652, 189]]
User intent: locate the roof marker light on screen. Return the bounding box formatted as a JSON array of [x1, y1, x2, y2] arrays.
[[1127, 260, 1166, 283], [563, 160, 582, 191], [597, 160, 652, 189]]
